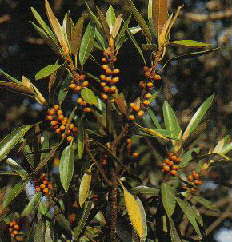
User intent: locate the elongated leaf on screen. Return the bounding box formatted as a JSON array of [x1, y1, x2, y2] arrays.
[[3, 182, 26, 208], [169, 217, 182, 242], [77, 125, 84, 159], [73, 201, 92, 240], [176, 198, 202, 238], [22, 192, 42, 216], [192, 196, 217, 211], [55, 214, 71, 232], [148, 108, 161, 129], [139, 127, 170, 141], [171, 40, 211, 48], [59, 143, 74, 192], [0, 68, 20, 83], [79, 168, 92, 207], [162, 101, 181, 139], [125, 0, 152, 42], [106, 5, 116, 33], [95, 27, 107, 50], [153, 0, 168, 36], [79, 23, 95, 65], [0, 81, 34, 95], [182, 95, 214, 141], [70, 15, 86, 55], [34, 218, 46, 242], [35, 65, 61, 81], [81, 87, 98, 106], [45, 0, 70, 55], [0, 125, 32, 162], [112, 15, 123, 38], [131, 185, 160, 196], [161, 183, 176, 217], [122, 184, 147, 240]]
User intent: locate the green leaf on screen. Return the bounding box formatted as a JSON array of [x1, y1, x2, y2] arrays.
[[73, 201, 92, 240], [79, 168, 92, 208], [34, 218, 46, 242], [182, 95, 214, 141], [21, 192, 42, 216], [171, 40, 211, 48], [58, 75, 69, 105], [161, 183, 176, 217], [106, 5, 116, 33], [148, 108, 161, 129], [35, 65, 61, 81], [162, 101, 182, 139], [95, 27, 107, 50], [81, 88, 98, 106], [0, 125, 32, 162], [176, 198, 202, 238], [0, 68, 20, 83], [79, 23, 95, 66], [221, 142, 232, 155], [77, 125, 84, 159], [3, 181, 26, 208], [169, 217, 182, 242], [179, 148, 200, 168], [59, 143, 75, 192], [192, 196, 218, 211], [131, 185, 160, 196], [125, 0, 152, 43]]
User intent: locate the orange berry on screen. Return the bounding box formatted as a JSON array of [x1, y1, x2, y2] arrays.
[[48, 108, 55, 115], [144, 93, 152, 99], [77, 97, 83, 104], [101, 93, 108, 100], [194, 180, 203, 185], [112, 77, 119, 83], [43, 188, 49, 194], [50, 120, 58, 126], [164, 159, 174, 166], [13, 224, 19, 230], [143, 100, 150, 106], [188, 175, 194, 182], [147, 82, 154, 88], [43, 180, 48, 185], [170, 170, 177, 176], [62, 133, 67, 139], [55, 128, 61, 134], [100, 75, 107, 80], [106, 68, 112, 75], [103, 86, 110, 93], [69, 83, 76, 89], [132, 152, 139, 158], [74, 85, 82, 92], [83, 107, 92, 113], [53, 105, 59, 110], [13, 230, 19, 235], [192, 171, 199, 180], [172, 165, 179, 170], [167, 152, 175, 159], [60, 125, 66, 131], [79, 74, 85, 81], [57, 110, 63, 115], [62, 118, 68, 125], [101, 57, 107, 62], [73, 127, 78, 132], [154, 74, 161, 80], [110, 86, 117, 93], [69, 124, 75, 130], [137, 110, 144, 117], [126, 138, 132, 144], [100, 82, 106, 87], [67, 136, 74, 142], [101, 64, 108, 70], [82, 81, 89, 87], [40, 184, 46, 189], [128, 114, 135, 121], [35, 187, 41, 192], [46, 115, 53, 121], [162, 165, 170, 172], [58, 115, 64, 121], [113, 69, 120, 74], [130, 103, 140, 112]]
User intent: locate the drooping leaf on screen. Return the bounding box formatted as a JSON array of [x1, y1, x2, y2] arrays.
[[148, 108, 161, 129], [161, 183, 176, 217], [59, 143, 75, 192], [121, 183, 147, 240], [171, 40, 211, 48], [21, 192, 42, 216], [182, 95, 214, 141], [0, 125, 32, 162], [70, 15, 86, 55], [162, 101, 182, 139], [192, 196, 218, 211], [35, 65, 61, 81], [125, 0, 152, 43], [3, 181, 26, 208], [79, 167, 92, 208], [176, 198, 202, 238], [169, 217, 182, 242], [45, 0, 70, 55], [81, 87, 98, 106], [153, 0, 168, 37], [79, 23, 95, 65], [77, 124, 84, 159], [106, 5, 116, 34]]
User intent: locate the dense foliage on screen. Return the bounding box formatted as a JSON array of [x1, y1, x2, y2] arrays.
[[1, 0, 232, 241]]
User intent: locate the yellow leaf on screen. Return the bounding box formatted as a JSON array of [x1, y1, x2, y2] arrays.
[[112, 14, 123, 39], [79, 168, 92, 208], [122, 184, 147, 240], [45, 0, 70, 55]]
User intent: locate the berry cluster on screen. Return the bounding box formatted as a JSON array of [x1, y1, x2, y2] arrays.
[[8, 220, 24, 241], [183, 171, 203, 193], [34, 173, 53, 196], [76, 97, 92, 113], [99, 50, 120, 101], [46, 105, 78, 142], [126, 138, 139, 159], [69, 74, 89, 93], [129, 66, 161, 121], [161, 152, 181, 176]]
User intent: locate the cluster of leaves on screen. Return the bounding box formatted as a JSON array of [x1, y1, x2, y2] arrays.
[[0, 0, 232, 241]]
